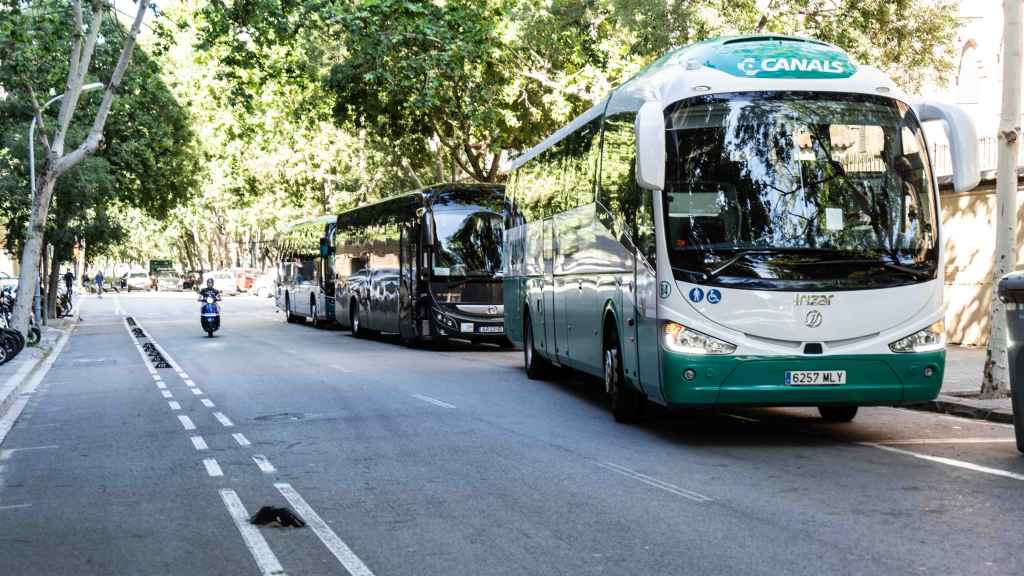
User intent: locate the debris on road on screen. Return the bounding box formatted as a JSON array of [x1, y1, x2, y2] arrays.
[[249, 506, 306, 528]]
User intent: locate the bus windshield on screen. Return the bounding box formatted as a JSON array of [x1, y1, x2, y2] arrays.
[[662, 92, 938, 290], [432, 210, 504, 278]]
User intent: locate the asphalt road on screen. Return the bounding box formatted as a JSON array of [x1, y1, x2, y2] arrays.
[[1, 291, 1022, 575]]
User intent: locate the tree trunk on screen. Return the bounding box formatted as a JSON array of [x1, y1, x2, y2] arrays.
[[47, 251, 61, 319], [981, 0, 1023, 398], [11, 173, 56, 335]]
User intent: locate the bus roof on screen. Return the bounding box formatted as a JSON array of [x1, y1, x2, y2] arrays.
[[336, 183, 505, 220], [512, 35, 903, 169]]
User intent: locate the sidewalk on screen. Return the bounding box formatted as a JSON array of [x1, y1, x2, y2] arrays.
[[919, 346, 1016, 424], [0, 324, 66, 417]]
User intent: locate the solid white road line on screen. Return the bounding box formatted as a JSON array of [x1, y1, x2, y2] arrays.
[[597, 462, 713, 503], [201, 398, 216, 408], [203, 458, 224, 477], [232, 433, 251, 447], [190, 436, 209, 451], [219, 489, 288, 576], [178, 415, 196, 431], [863, 442, 1024, 481], [0, 503, 31, 511], [0, 445, 59, 461], [161, 390, 173, 399], [411, 393, 456, 409], [252, 454, 276, 473], [191, 388, 204, 396], [184, 379, 196, 388], [275, 483, 375, 576], [179, 372, 190, 379], [168, 401, 181, 411], [0, 326, 74, 446], [876, 438, 1017, 445], [213, 412, 234, 427]]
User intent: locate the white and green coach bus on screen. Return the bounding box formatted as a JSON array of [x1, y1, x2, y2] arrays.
[[503, 35, 980, 423]]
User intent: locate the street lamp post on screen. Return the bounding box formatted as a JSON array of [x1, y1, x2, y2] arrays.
[[27, 82, 104, 325]]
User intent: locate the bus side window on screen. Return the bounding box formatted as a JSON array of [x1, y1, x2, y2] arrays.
[[635, 190, 657, 269], [598, 113, 639, 243]]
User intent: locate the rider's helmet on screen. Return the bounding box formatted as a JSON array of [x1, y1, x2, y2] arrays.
[[206, 278, 215, 288]]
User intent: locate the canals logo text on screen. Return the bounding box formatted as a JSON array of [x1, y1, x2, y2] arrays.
[[737, 57, 847, 76]]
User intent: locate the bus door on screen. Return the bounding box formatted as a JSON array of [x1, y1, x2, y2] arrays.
[[398, 224, 418, 339], [634, 191, 662, 400], [542, 219, 557, 361]]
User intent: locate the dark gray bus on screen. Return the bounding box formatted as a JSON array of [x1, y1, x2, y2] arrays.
[[335, 184, 507, 345]]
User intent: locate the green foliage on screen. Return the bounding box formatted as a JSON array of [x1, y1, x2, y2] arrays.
[[0, 1, 199, 261]]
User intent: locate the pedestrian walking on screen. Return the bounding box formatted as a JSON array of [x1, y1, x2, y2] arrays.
[[63, 269, 74, 297], [94, 271, 104, 298]]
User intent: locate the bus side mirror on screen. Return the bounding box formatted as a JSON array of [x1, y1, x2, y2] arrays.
[[422, 211, 435, 247], [635, 100, 666, 191], [319, 237, 330, 258], [914, 100, 980, 193]]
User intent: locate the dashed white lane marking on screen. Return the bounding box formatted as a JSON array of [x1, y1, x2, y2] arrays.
[[179, 372, 190, 379], [213, 412, 234, 427], [597, 462, 713, 503], [936, 413, 1015, 429], [156, 381, 167, 390], [191, 436, 209, 451], [252, 455, 276, 473], [411, 393, 456, 409], [178, 415, 196, 431], [876, 438, 1017, 445], [0, 445, 59, 461], [0, 503, 32, 511], [161, 390, 174, 399], [233, 433, 251, 447], [201, 399, 216, 408], [184, 379, 196, 388], [191, 388, 204, 396], [275, 483, 374, 576], [0, 327, 73, 446], [168, 401, 181, 411], [219, 489, 288, 576], [203, 458, 224, 477], [863, 442, 1024, 481], [152, 374, 162, 382]]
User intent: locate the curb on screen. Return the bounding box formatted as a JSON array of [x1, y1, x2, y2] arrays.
[[907, 394, 1015, 425]]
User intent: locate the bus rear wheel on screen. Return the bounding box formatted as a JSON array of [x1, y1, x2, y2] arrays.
[[606, 338, 644, 423], [818, 406, 858, 422], [523, 312, 550, 380]]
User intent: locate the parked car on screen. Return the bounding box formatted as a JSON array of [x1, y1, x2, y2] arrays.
[[125, 272, 151, 292], [156, 273, 183, 291], [251, 272, 275, 298], [183, 271, 203, 291], [207, 270, 239, 295]]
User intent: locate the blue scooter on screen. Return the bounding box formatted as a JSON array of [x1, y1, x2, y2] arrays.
[[199, 293, 221, 337]]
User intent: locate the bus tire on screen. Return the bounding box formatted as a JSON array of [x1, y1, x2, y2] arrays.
[[818, 406, 858, 422], [310, 298, 321, 329], [523, 311, 550, 380], [285, 295, 299, 324], [350, 300, 366, 338], [606, 335, 644, 423]]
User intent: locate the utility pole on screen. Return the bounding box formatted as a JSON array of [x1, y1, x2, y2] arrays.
[[982, 0, 1023, 398]]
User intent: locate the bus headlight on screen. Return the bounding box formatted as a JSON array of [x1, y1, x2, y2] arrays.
[[663, 321, 736, 355], [889, 320, 946, 353]]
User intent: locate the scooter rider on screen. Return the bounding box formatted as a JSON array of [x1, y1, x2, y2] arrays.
[[198, 278, 220, 302]]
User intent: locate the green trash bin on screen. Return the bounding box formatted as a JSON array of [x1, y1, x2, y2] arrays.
[[997, 271, 1024, 454]]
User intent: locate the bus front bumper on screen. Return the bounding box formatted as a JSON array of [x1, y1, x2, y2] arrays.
[[660, 351, 944, 407]]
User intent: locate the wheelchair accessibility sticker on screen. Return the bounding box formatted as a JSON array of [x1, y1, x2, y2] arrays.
[[707, 289, 722, 304]]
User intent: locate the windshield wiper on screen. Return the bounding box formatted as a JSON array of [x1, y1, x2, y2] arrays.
[[702, 249, 777, 282], [809, 258, 933, 280]]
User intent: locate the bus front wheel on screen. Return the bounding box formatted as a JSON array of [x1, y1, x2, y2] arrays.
[[523, 312, 550, 380], [606, 338, 644, 423], [350, 301, 366, 338], [818, 406, 858, 422]]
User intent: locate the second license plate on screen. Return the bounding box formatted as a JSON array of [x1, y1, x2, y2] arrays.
[[478, 325, 504, 333], [785, 370, 846, 386]]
